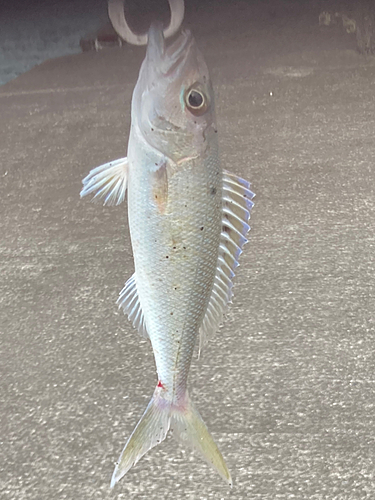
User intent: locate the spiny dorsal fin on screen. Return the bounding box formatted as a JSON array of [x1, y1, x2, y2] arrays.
[[118, 274, 149, 339], [80, 157, 128, 206], [199, 170, 255, 353]]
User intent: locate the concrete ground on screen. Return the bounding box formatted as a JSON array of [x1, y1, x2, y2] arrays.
[[1, 1, 374, 499]]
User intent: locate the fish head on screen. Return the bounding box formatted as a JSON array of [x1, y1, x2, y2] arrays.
[[132, 22, 217, 164]]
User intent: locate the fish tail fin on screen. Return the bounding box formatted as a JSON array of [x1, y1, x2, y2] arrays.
[[110, 388, 231, 487], [171, 392, 232, 486], [110, 385, 171, 488]]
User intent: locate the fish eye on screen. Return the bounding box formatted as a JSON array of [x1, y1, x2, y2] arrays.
[[188, 90, 203, 108], [185, 86, 208, 116]]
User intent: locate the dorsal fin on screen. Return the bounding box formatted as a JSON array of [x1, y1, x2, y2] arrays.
[[118, 274, 149, 339], [199, 170, 254, 353]]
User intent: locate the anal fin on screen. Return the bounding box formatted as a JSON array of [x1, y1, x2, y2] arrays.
[[118, 273, 148, 339]]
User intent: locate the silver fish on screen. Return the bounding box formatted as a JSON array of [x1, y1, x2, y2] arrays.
[[81, 19, 254, 487]]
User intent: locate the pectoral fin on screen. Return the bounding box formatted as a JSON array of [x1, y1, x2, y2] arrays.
[[151, 162, 168, 214], [80, 157, 128, 206]]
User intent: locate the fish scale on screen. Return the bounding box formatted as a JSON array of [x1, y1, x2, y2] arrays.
[[129, 150, 222, 396], [80, 20, 254, 487]]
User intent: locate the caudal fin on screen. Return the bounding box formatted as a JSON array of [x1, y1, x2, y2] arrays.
[[171, 393, 232, 486], [110, 387, 171, 487], [111, 387, 231, 487]]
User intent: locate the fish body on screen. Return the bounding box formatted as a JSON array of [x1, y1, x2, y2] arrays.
[[128, 24, 222, 401], [81, 22, 254, 487]]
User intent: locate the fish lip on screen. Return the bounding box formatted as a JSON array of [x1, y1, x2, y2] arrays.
[[147, 22, 194, 78], [164, 30, 193, 76]]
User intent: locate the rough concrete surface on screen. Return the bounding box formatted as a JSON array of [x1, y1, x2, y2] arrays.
[[1, 1, 374, 499]]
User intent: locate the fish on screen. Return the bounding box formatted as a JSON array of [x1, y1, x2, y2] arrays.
[[80, 21, 254, 487]]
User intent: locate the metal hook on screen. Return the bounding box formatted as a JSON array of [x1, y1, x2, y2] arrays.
[[108, 0, 185, 46]]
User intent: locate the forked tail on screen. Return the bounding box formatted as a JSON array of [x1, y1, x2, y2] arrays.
[[111, 385, 232, 487]]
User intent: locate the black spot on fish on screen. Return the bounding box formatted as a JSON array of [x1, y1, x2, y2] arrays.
[[200, 226, 204, 231], [211, 187, 217, 195]]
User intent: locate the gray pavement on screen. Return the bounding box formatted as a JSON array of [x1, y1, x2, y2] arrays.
[[1, 2, 374, 499]]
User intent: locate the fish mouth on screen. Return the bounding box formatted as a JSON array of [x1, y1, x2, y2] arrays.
[[146, 22, 194, 78]]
